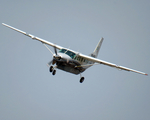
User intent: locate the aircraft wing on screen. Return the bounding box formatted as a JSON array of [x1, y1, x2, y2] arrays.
[[2, 23, 63, 50], [2, 23, 147, 76], [78, 53, 148, 76]]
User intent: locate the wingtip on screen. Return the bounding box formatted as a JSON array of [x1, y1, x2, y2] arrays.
[[145, 74, 148, 76], [2, 23, 6, 26]]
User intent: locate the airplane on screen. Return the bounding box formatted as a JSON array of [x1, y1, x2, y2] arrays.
[[2, 23, 148, 83]]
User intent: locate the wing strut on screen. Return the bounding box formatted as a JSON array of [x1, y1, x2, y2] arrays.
[[43, 44, 54, 55]]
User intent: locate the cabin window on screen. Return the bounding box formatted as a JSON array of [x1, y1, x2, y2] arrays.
[[85, 59, 88, 63], [78, 57, 81, 61], [59, 49, 76, 59], [59, 49, 67, 53]]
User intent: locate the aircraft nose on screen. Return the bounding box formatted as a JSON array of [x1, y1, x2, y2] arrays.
[[53, 54, 61, 60], [57, 53, 71, 62]]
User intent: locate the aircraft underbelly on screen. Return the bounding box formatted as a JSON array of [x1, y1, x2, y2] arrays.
[[57, 65, 79, 75], [56, 61, 85, 75]]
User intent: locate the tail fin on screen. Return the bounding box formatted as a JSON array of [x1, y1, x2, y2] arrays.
[[90, 37, 104, 58]]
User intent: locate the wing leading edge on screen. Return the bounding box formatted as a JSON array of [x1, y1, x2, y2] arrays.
[[2, 23, 63, 50], [2, 23, 148, 76], [79, 53, 148, 75]]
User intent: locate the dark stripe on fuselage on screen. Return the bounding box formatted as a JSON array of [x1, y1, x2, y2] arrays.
[[54, 59, 85, 75]]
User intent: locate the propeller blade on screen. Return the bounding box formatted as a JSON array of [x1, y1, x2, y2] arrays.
[[54, 46, 57, 55], [48, 60, 53, 66]]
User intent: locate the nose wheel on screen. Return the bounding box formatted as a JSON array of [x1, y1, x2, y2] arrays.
[[49, 66, 53, 72], [52, 70, 56, 75], [49, 66, 56, 75], [80, 77, 84, 83]]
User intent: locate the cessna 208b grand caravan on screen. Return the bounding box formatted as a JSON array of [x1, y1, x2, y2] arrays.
[[2, 23, 148, 83]]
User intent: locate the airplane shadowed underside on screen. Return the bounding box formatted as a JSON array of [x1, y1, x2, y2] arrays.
[[2, 23, 148, 83]]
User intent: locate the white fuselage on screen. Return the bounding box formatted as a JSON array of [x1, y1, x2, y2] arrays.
[[53, 51, 93, 75]]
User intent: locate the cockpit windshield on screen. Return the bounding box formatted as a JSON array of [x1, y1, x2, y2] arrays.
[[59, 49, 76, 59]]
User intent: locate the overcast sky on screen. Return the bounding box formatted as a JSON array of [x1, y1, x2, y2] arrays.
[[0, 0, 150, 120]]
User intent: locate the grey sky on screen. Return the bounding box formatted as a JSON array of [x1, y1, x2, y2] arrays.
[[0, 0, 150, 120]]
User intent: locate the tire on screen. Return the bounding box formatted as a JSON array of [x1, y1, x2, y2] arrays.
[[52, 70, 56, 75], [50, 66, 53, 72], [80, 77, 84, 83]]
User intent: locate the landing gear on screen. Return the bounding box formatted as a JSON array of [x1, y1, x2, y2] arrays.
[[49, 66, 53, 72], [49, 66, 56, 75], [49, 66, 85, 83], [52, 70, 56, 75], [79, 73, 85, 83], [80, 77, 84, 83]]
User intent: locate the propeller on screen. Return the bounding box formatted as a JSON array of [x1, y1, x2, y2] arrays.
[[54, 46, 57, 55], [48, 60, 53, 66], [47, 45, 61, 66], [44, 44, 69, 66]]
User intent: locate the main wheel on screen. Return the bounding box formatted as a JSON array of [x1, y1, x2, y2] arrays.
[[80, 77, 84, 83], [52, 70, 56, 75], [49, 66, 53, 72]]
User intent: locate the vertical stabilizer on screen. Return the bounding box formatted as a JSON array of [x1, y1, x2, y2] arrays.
[[90, 37, 104, 58]]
